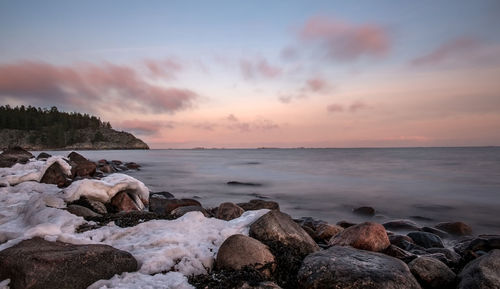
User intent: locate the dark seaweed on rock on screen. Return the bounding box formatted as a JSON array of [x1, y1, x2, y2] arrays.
[[188, 266, 267, 289]]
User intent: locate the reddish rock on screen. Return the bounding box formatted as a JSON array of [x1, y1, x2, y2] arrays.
[[40, 162, 71, 187], [68, 152, 96, 178], [149, 197, 201, 215], [216, 234, 275, 277], [111, 191, 141, 212], [435, 222, 473, 236], [329, 221, 390, 252], [0, 237, 137, 289], [216, 202, 245, 221], [315, 223, 343, 242]]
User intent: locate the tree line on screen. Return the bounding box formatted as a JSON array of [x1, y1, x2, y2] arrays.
[[0, 105, 112, 148]]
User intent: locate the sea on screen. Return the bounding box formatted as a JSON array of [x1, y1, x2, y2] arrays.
[[38, 147, 500, 235]]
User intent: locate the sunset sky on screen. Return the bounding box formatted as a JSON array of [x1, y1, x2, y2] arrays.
[[1, 0, 499, 148]]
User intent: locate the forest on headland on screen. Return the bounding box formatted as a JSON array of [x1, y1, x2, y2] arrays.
[[0, 105, 148, 150]]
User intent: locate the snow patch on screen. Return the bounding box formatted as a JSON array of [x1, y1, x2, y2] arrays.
[[88, 272, 194, 289], [0, 156, 71, 186], [0, 279, 9, 289]]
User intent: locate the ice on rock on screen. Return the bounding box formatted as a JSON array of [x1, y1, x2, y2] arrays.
[[88, 272, 194, 289], [0, 156, 71, 186], [61, 173, 149, 209], [0, 279, 10, 289]]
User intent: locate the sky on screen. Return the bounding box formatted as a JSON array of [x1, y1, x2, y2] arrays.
[[1, 0, 500, 148]]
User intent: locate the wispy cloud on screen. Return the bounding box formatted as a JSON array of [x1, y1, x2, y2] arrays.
[[298, 15, 390, 61], [225, 114, 279, 132], [327, 101, 369, 113], [116, 119, 175, 136], [411, 37, 480, 66], [239, 57, 282, 80], [143, 57, 183, 79], [0, 60, 198, 114]]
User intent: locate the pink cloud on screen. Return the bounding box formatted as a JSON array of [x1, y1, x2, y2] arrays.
[[411, 37, 480, 66], [348, 101, 368, 112], [299, 16, 390, 61], [0, 60, 197, 114], [307, 77, 328, 92], [240, 58, 282, 80], [144, 58, 183, 78], [327, 101, 368, 113], [327, 104, 344, 112], [116, 119, 174, 136], [225, 114, 279, 132]]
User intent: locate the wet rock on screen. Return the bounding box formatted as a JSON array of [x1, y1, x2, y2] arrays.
[[314, 223, 343, 242], [110, 191, 142, 212], [150, 191, 175, 199], [424, 248, 462, 269], [0, 237, 137, 289], [67, 204, 102, 218], [99, 164, 114, 174], [0, 146, 33, 167], [409, 256, 456, 289], [390, 234, 416, 249], [170, 205, 208, 218], [353, 206, 375, 216], [336, 220, 356, 228], [124, 162, 140, 170], [384, 219, 421, 232], [40, 162, 71, 187], [249, 210, 319, 256], [216, 202, 244, 221], [149, 197, 201, 215], [435, 222, 473, 236], [68, 151, 96, 178], [238, 199, 279, 211], [408, 231, 444, 249], [383, 244, 418, 263], [422, 226, 450, 239], [71, 197, 107, 215], [85, 211, 164, 228], [216, 234, 275, 277], [227, 181, 262, 186], [455, 235, 500, 255], [111, 160, 123, 165], [297, 246, 422, 289], [458, 249, 500, 289], [329, 221, 390, 252], [36, 152, 51, 160]]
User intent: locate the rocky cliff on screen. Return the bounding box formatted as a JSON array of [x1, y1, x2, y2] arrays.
[[0, 128, 149, 150]]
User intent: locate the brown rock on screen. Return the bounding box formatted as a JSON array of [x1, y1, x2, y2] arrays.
[[0, 146, 34, 167], [237, 199, 279, 211], [0, 237, 137, 289], [216, 202, 244, 220], [149, 197, 201, 215], [216, 234, 275, 277], [249, 210, 319, 255], [125, 162, 140, 170], [315, 223, 343, 242], [40, 162, 71, 187], [111, 191, 141, 212], [170, 205, 208, 218], [435, 222, 473, 236], [329, 221, 390, 252], [409, 256, 456, 289], [68, 152, 96, 178]]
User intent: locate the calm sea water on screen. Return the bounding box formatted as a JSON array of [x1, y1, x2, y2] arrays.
[[40, 147, 500, 234]]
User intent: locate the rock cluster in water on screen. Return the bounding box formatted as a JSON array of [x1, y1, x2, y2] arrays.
[[0, 148, 499, 289]]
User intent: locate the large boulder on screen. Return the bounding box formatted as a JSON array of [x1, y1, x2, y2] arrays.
[[0, 146, 33, 167], [407, 232, 444, 249], [408, 256, 456, 289], [297, 246, 422, 289], [0, 237, 137, 289], [435, 222, 473, 236], [249, 210, 319, 255], [458, 249, 500, 289], [328, 221, 390, 252], [238, 199, 280, 211], [40, 161, 71, 187], [216, 202, 245, 221], [216, 234, 275, 277], [68, 151, 97, 178], [149, 197, 201, 215], [110, 191, 142, 212]]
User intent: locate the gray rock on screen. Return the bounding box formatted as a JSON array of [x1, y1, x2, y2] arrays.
[[458, 249, 500, 289], [297, 246, 422, 289], [249, 210, 319, 255], [0, 237, 137, 289], [67, 204, 102, 218], [409, 256, 456, 289], [329, 221, 390, 252], [216, 234, 275, 277], [408, 231, 444, 248]]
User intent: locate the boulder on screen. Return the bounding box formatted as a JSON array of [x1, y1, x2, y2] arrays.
[[40, 162, 71, 187], [384, 220, 421, 232], [149, 197, 201, 215], [67, 204, 102, 218], [249, 210, 319, 255], [0, 146, 33, 167], [297, 246, 422, 289], [407, 232, 444, 249], [111, 191, 142, 212], [383, 244, 418, 263], [36, 152, 52, 160], [329, 222, 390, 252], [170, 205, 209, 218], [238, 199, 279, 211], [435, 222, 472, 236], [216, 234, 275, 277], [216, 202, 244, 221], [68, 152, 96, 178], [353, 206, 375, 216], [409, 256, 456, 289], [458, 249, 500, 289], [0, 237, 137, 289]]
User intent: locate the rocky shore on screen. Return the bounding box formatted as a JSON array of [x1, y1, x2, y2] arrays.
[[0, 148, 499, 289]]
